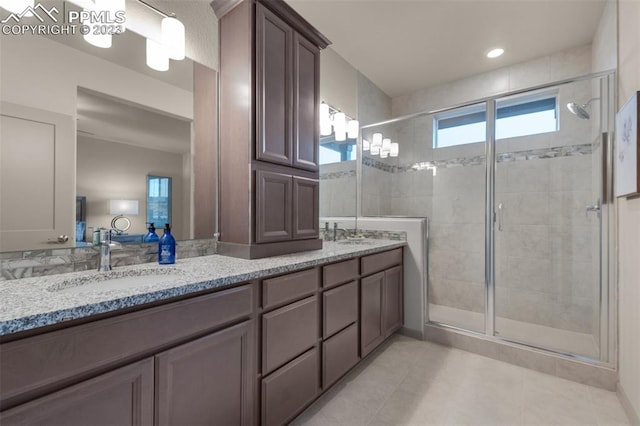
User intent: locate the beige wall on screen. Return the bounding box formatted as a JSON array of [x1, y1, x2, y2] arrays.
[[320, 48, 358, 118], [77, 136, 189, 240], [617, 0, 640, 422]]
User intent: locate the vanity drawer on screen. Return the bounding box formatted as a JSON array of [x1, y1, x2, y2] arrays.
[[262, 268, 318, 310], [0, 284, 254, 409], [261, 347, 319, 426], [323, 281, 358, 338], [262, 296, 318, 375], [322, 323, 359, 389], [361, 248, 402, 276], [322, 258, 358, 289]]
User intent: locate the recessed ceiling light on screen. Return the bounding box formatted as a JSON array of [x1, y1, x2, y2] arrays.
[[487, 48, 504, 58]]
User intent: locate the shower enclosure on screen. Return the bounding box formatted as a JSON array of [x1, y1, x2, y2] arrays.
[[359, 72, 616, 364]]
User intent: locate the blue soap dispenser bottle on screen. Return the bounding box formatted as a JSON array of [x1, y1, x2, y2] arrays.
[[144, 222, 160, 243], [158, 223, 176, 264]]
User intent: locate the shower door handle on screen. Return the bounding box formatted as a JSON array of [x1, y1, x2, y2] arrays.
[[497, 203, 503, 231]]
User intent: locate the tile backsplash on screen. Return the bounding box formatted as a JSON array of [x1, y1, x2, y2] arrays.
[[0, 239, 217, 281]]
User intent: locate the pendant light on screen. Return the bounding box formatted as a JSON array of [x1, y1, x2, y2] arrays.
[[0, 0, 33, 15], [347, 120, 359, 139], [162, 16, 186, 60], [146, 38, 169, 71], [333, 112, 347, 142], [390, 143, 399, 157], [320, 103, 332, 136]]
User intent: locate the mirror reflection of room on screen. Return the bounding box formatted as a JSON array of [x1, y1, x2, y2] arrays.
[[0, 0, 218, 252]]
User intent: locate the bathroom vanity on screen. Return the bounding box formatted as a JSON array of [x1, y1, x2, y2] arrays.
[[0, 241, 404, 425]]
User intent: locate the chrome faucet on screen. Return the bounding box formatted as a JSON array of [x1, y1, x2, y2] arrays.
[[333, 222, 349, 242], [97, 229, 122, 271]]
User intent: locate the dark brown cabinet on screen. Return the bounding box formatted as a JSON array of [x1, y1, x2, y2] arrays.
[[292, 176, 319, 239], [360, 253, 404, 357], [215, 0, 329, 258], [0, 285, 256, 425], [256, 170, 293, 243], [256, 5, 292, 167], [0, 358, 154, 426], [155, 321, 255, 426]]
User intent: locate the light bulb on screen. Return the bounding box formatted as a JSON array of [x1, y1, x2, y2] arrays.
[[362, 139, 370, 151], [162, 16, 186, 60], [146, 38, 169, 71], [320, 103, 332, 136], [382, 138, 392, 152], [390, 142, 399, 157], [347, 120, 359, 139], [333, 112, 346, 142], [372, 133, 383, 148], [0, 0, 34, 15]]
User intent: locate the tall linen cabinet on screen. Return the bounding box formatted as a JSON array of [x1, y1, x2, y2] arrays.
[[213, 0, 330, 259]]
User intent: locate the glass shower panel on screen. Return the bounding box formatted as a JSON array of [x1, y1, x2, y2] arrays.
[[429, 104, 487, 333], [493, 77, 605, 358], [361, 110, 487, 333]]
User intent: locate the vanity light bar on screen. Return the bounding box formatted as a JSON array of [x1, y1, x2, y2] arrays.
[[320, 103, 359, 140]]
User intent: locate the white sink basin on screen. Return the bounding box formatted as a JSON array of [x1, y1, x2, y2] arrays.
[[47, 268, 183, 294]]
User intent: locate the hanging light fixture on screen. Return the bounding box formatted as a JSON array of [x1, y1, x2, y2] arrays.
[[146, 37, 169, 71], [0, 0, 33, 15], [390, 142, 399, 157], [162, 16, 186, 60], [320, 103, 332, 136], [333, 112, 347, 142], [347, 119, 359, 139], [365, 133, 400, 159], [381, 138, 392, 154]]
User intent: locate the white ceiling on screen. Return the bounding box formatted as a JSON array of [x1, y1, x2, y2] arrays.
[[287, 0, 607, 98]]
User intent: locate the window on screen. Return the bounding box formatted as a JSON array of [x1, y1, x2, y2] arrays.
[[147, 175, 172, 226], [434, 93, 558, 148], [319, 137, 356, 165]]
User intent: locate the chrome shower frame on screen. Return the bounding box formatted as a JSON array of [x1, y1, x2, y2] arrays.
[[358, 70, 617, 368]]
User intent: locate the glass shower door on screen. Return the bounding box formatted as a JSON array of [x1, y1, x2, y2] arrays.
[[492, 77, 606, 359]]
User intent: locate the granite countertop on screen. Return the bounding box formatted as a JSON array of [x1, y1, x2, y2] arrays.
[[0, 240, 405, 336]]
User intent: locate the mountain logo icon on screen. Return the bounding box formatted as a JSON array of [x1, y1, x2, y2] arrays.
[[1, 3, 59, 24]]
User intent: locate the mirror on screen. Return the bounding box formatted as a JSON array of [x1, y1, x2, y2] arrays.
[[319, 135, 357, 218], [0, 0, 217, 252]]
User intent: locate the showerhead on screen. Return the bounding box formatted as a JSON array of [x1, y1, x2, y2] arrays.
[[567, 102, 590, 120]]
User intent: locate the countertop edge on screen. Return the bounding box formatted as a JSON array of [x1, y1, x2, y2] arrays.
[[0, 241, 406, 337]]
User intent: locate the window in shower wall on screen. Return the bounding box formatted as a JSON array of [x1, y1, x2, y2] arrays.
[[434, 92, 558, 148]]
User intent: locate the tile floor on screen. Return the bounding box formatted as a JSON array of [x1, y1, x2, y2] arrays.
[[291, 335, 630, 426]]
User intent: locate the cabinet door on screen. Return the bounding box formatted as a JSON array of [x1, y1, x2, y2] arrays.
[[0, 358, 153, 426], [292, 176, 319, 240], [360, 272, 385, 357], [256, 4, 292, 166], [292, 33, 320, 171], [155, 320, 255, 426], [255, 170, 292, 243], [384, 266, 403, 337]]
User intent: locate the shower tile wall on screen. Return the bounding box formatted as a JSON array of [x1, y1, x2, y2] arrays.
[[362, 45, 600, 336]]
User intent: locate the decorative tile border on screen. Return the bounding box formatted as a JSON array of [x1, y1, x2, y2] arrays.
[[320, 170, 357, 180], [0, 239, 217, 281], [363, 143, 593, 174], [320, 228, 407, 242]]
